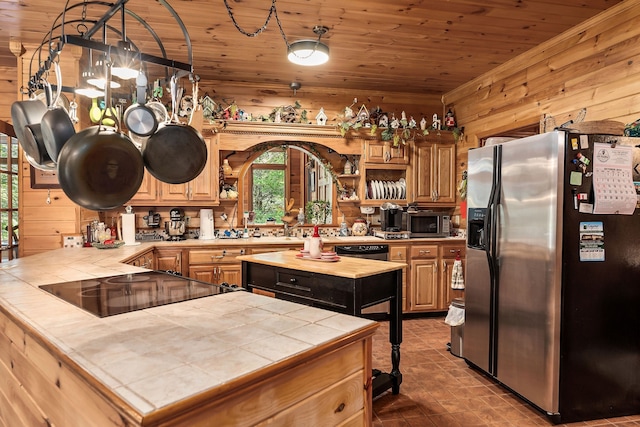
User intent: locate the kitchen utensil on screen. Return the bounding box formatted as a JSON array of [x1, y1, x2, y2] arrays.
[[89, 98, 102, 123], [57, 125, 144, 210], [143, 74, 207, 184], [40, 61, 76, 163], [22, 123, 55, 169], [123, 70, 158, 137], [57, 61, 143, 210], [189, 79, 204, 131], [11, 85, 57, 170]]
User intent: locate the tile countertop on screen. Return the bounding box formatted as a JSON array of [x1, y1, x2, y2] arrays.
[[133, 234, 466, 247], [0, 246, 377, 417]]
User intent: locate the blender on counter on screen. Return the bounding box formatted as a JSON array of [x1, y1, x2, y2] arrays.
[[166, 208, 187, 241]]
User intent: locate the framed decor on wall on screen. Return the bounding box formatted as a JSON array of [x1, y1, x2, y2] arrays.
[[30, 165, 61, 189]]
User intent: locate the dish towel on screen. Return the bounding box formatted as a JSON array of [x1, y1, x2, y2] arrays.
[[451, 253, 465, 290]]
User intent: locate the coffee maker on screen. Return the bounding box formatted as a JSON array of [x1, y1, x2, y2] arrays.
[[380, 203, 403, 232], [166, 208, 186, 241]]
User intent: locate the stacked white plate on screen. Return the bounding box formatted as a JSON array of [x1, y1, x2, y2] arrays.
[[366, 178, 406, 200]]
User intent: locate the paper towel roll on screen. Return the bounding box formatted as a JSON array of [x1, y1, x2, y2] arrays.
[[121, 213, 139, 246], [199, 209, 215, 240]]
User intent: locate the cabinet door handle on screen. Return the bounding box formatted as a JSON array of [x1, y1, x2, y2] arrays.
[[419, 250, 431, 254], [211, 255, 224, 259]]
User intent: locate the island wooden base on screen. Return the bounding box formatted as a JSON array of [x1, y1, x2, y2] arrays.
[[0, 305, 377, 427]]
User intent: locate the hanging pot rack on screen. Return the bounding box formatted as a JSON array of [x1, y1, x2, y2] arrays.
[[27, 0, 194, 96]]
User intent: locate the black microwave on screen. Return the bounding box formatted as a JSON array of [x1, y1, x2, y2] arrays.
[[402, 211, 450, 238]]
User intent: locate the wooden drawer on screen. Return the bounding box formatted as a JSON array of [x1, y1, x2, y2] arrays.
[[203, 339, 368, 426], [263, 371, 364, 426], [189, 248, 246, 264], [245, 264, 355, 314], [410, 245, 438, 259], [250, 246, 297, 255], [389, 245, 407, 262], [441, 243, 466, 258]]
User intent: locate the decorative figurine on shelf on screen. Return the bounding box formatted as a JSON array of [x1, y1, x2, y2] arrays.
[[445, 109, 456, 130], [275, 110, 282, 123], [369, 106, 383, 127], [222, 158, 232, 176], [344, 105, 354, 119], [390, 114, 400, 129], [409, 116, 417, 128], [315, 107, 328, 125], [432, 113, 441, 130], [379, 114, 389, 128], [420, 117, 428, 130], [357, 104, 370, 124], [343, 157, 352, 175]]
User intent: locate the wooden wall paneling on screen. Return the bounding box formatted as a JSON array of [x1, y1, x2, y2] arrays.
[[443, 0, 640, 228]]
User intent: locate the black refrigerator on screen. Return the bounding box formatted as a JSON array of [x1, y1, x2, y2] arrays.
[[465, 130, 640, 423]]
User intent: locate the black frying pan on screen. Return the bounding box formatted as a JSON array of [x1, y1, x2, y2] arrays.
[[41, 107, 76, 163], [22, 123, 56, 170], [142, 75, 207, 184], [57, 126, 144, 211]]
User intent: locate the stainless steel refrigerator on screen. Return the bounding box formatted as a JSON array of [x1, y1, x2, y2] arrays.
[[465, 130, 640, 423]]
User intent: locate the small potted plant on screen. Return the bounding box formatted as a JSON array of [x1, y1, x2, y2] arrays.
[[305, 200, 331, 225]]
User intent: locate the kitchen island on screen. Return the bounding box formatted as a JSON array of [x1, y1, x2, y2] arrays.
[[0, 247, 378, 426], [238, 250, 406, 397]]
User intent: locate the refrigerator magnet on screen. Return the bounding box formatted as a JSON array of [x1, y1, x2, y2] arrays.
[[580, 135, 589, 149], [579, 221, 604, 262], [577, 152, 590, 165], [571, 137, 579, 150], [570, 171, 583, 186]]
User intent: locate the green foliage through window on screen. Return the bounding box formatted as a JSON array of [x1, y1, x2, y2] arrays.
[[251, 150, 286, 223]]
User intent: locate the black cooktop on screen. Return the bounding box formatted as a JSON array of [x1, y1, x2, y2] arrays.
[[39, 271, 240, 318]]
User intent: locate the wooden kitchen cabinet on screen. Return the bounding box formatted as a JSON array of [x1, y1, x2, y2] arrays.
[[154, 248, 184, 275], [128, 137, 218, 205], [124, 249, 155, 269], [408, 244, 439, 311], [188, 247, 246, 284], [364, 140, 409, 164], [406, 241, 466, 313], [411, 131, 456, 205], [441, 243, 465, 308]]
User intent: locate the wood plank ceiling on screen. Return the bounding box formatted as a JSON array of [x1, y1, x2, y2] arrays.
[[0, 0, 623, 95]]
